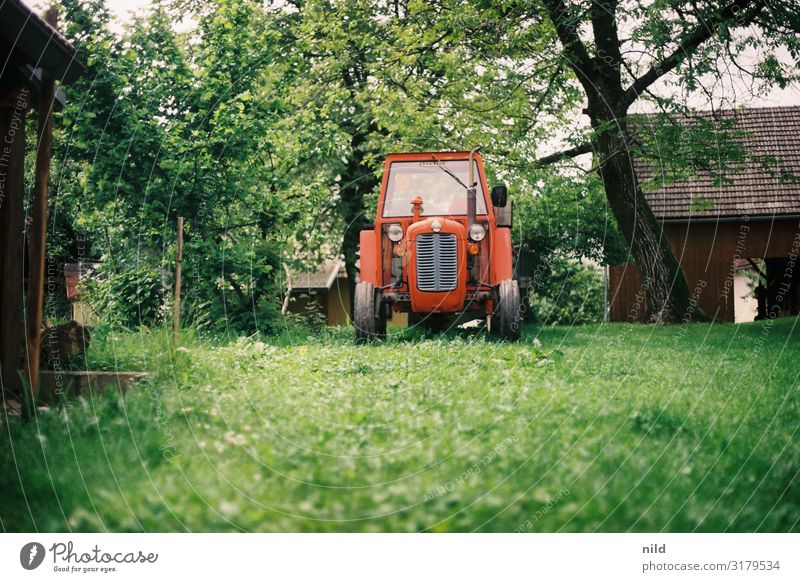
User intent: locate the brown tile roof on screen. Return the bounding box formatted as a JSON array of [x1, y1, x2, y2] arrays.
[[291, 259, 345, 291], [635, 105, 800, 220]]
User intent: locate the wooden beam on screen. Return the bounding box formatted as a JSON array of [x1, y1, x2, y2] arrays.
[[0, 87, 30, 108], [0, 88, 30, 396], [23, 7, 58, 402]]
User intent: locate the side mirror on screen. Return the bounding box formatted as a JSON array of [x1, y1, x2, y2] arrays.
[[491, 184, 508, 208]]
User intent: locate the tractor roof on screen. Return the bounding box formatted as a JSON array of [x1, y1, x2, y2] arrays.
[[385, 151, 483, 161]]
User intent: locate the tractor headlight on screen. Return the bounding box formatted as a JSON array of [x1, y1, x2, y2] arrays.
[[468, 223, 486, 242], [387, 223, 403, 242]]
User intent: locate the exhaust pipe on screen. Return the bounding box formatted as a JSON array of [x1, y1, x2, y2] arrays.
[[467, 147, 480, 228]]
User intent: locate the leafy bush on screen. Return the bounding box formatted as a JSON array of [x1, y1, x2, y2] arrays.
[[514, 172, 628, 266], [82, 264, 166, 329], [513, 170, 619, 325], [524, 256, 604, 325]]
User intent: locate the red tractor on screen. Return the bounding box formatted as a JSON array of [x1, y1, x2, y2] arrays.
[[355, 149, 522, 342]]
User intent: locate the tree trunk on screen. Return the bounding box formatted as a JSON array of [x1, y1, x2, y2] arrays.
[[594, 116, 706, 322], [339, 131, 378, 319], [540, 0, 728, 322]]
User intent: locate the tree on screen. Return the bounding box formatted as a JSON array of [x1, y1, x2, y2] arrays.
[[530, 0, 799, 321], [56, 0, 298, 332], [55, 0, 796, 329], [285, 0, 385, 309], [157, 0, 292, 331], [266, 0, 522, 313], [385, 0, 798, 322]]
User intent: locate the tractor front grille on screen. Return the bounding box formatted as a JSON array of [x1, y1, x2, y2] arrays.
[[416, 233, 458, 292]]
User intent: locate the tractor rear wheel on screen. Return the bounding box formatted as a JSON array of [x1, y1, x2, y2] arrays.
[[492, 279, 522, 341], [354, 282, 386, 343]]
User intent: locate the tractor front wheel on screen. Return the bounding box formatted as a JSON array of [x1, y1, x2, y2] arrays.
[[354, 282, 386, 343], [492, 279, 522, 341]]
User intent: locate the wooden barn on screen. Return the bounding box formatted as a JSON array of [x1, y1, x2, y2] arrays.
[[287, 259, 351, 326], [0, 1, 86, 400], [610, 106, 800, 323], [64, 262, 103, 325], [286, 259, 409, 327]]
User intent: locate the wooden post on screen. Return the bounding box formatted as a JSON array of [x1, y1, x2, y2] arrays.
[[173, 217, 184, 347], [0, 88, 30, 397], [23, 7, 58, 402], [281, 263, 293, 315]]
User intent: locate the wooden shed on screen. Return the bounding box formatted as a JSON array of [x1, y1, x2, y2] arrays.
[[64, 262, 102, 325], [287, 259, 351, 326], [610, 106, 800, 323], [0, 1, 86, 400]]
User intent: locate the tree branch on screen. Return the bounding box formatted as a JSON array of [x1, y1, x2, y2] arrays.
[[542, 0, 595, 93], [591, 0, 623, 67], [622, 0, 767, 106], [459, 61, 559, 114], [536, 142, 593, 166]]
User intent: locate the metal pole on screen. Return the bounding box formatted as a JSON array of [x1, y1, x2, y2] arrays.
[[173, 217, 184, 347], [467, 147, 480, 227], [468, 147, 479, 187], [603, 263, 609, 323]]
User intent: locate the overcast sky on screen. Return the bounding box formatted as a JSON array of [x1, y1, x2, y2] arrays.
[[106, 0, 150, 21]]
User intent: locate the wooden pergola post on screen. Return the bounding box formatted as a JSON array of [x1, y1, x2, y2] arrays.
[[22, 7, 58, 402], [0, 1, 86, 408], [0, 88, 30, 397]]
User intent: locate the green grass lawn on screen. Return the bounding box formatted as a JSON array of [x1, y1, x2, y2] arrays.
[[2, 318, 799, 532]]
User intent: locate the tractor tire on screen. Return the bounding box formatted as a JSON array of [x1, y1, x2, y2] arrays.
[[354, 282, 386, 343], [492, 279, 522, 341]]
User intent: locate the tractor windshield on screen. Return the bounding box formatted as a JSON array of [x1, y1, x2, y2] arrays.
[[382, 160, 488, 217]]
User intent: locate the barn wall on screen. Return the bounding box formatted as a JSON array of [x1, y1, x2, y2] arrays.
[[733, 271, 758, 323], [608, 263, 649, 322], [287, 291, 327, 320], [287, 278, 351, 327], [610, 218, 800, 322], [326, 278, 350, 326]]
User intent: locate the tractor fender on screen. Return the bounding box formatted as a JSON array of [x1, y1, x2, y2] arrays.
[[359, 229, 379, 286], [491, 227, 513, 283]]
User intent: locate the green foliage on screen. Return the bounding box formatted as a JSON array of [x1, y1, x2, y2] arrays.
[[54, 0, 295, 333], [525, 256, 604, 325], [47, 0, 799, 331], [81, 264, 165, 329], [513, 170, 622, 323], [2, 319, 799, 531], [516, 171, 627, 265]]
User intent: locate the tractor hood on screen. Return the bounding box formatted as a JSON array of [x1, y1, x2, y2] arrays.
[[406, 218, 468, 313]]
